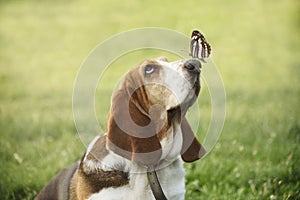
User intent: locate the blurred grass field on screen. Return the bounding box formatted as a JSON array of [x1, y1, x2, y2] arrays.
[[0, 0, 299, 199]]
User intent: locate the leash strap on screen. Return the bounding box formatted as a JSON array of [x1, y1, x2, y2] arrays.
[[147, 167, 168, 200]]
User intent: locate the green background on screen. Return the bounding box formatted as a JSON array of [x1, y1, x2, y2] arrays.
[[0, 0, 299, 199]]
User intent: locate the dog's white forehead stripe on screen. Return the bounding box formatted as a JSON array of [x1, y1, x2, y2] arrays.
[[156, 59, 184, 72], [154, 59, 195, 109]]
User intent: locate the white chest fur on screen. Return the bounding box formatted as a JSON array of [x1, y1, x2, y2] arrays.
[[87, 159, 186, 200]]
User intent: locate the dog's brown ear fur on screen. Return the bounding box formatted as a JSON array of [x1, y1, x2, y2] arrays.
[[106, 88, 162, 166], [181, 118, 206, 162]]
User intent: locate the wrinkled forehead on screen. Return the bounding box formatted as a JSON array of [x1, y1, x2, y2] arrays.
[[142, 58, 185, 68], [155, 59, 185, 67]]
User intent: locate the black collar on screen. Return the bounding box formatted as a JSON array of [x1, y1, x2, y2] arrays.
[[147, 166, 168, 200]]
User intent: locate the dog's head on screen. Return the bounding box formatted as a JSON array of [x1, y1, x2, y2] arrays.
[[106, 57, 205, 166]]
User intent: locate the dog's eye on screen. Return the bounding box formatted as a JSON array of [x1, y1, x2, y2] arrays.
[[144, 65, 156, 76]]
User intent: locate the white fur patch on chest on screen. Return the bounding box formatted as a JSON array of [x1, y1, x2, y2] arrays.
[[87, 159, 186, 200]]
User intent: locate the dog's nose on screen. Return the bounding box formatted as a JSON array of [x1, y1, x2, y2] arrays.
[[183, 60, 201, 73]]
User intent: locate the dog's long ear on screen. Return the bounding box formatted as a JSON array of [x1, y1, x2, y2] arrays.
[[106, 89, 162, 166], [181, 117, 206, 162]]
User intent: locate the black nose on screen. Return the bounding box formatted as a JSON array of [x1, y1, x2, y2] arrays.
[[184, 60, 201, 73]]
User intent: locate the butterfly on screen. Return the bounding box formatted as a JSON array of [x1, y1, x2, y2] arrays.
[[190, 30, 211, 61]]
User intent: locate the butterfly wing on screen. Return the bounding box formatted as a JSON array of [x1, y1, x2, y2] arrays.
[[190, 39, 199, 58], [190, 30, 211, 60], [199, 40, 211, 58]]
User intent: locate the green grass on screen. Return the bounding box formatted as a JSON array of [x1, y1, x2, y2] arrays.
[[0, 0, 299, 199]]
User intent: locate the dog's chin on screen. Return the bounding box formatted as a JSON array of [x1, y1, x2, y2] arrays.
[[166, 95, 198, 118], [182, 88, 200, 113]]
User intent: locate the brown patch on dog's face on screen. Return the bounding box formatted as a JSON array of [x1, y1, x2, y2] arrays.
[[136, 60, 174, 110]]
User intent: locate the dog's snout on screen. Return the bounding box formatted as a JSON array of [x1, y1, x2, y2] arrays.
[[183, 60, 201, 73]]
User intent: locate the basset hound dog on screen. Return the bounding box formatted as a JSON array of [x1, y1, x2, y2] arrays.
[[36, 57, 206, 200]]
